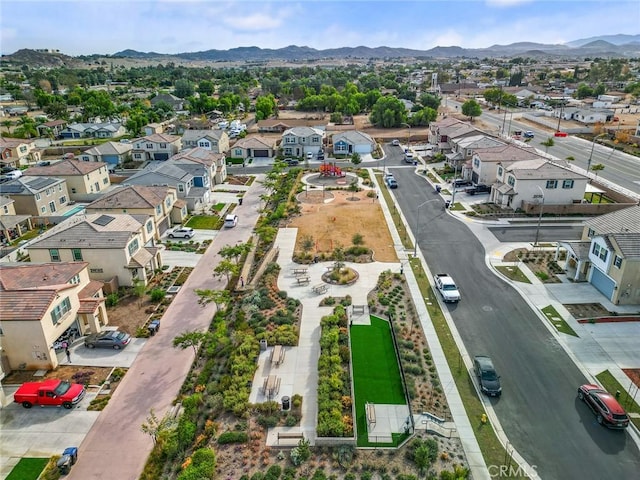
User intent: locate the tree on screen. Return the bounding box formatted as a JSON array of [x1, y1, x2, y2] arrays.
[[369, 96, 406, 127], [348, 177, 360, 200], [575, 83, 595, 99], [198, 80, 215, 96], [214, 259, 239, 284], [195, 289, 230, 311], [173, 330, 207, 356], [132, 280, 146, 307], [350, 152, 361, 166], [352, 233, 364, 245], [591, 163, 605, 176], [174, 79, 195, 99], [140, 408, 176, 446], [1, 119, 12, 134], [419, 93, 441, 110], [461, 99, 482, 120], [541, 137, 555, 153], [255, 94, 277, 120], [301, 235, 315, 257]]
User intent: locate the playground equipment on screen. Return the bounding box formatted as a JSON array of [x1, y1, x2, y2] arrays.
[[319, 162, 346, 177]]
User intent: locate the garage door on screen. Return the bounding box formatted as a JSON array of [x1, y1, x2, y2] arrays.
[[590, 267, 615, 300], [154, 153, 169, 161], [253, 150, 269, 157]]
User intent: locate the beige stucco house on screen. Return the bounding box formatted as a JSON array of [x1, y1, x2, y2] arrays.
[[0, 137, 41, 167], [0, 262, 109, 371], [131, 133, 181, 162], [84, 184, 185, 235], [0, 176, 71, 216], [26, 213, 164, 288], [181, 130, 230, 154], [23, 159, 111, 201]]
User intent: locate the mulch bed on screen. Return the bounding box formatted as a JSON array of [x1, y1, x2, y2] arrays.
[[577, 316, 640, 324]]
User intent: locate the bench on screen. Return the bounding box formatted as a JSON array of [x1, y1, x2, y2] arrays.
[[296, 276, 310, 285], [366, 403, 376, 425], [312, 283, 328, 294], [278, 432, 304, 442], [271, 345, 285, 366], [292, 267, 308, 275]]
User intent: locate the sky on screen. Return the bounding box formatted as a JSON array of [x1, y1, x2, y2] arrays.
[[1, 0, 639, 56]]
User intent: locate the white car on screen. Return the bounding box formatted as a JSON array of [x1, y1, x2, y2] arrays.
[[306, 152, 314, 160], [168, 227, 195, 239], [224, 214, 238, 228], [391, 139, 400, 146]]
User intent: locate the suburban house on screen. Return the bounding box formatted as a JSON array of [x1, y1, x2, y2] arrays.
[[281, 126, 324, 157], [257, 119, 327, 133], [448, 134, 506, 177], [171, 147, 227, 187], [36, 119, 68, 138], [59, 122, 126, 139], [27, 213, 164, 288], [0, 195, 33, 246], [85, 184, 184, 235], [122, 162, 207, 212], [491, 158, 588, 210], [131, 133, 182, 162], [231, 136, 277, 161], [78, 142, 133, 169], [181, 129, 229, 154], [429, 117, 483, 154], [0, 176, 70, 216], [0, 137, 41, 167], [470, 143, 543, 186], [23, 159, 111, 201], [331, 130, 376, 155], [0, 261, 109, 371], [150, 93, 184, 111], [558, 206, 640, 305]]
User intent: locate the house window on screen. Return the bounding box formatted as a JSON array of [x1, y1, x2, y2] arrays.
[[165, 198, 171, 208], [134, 153, 142, 159], [41, 206, 46, 213], [160, 143, 167, 148], [90, 268, 104, 273], [234, 149, 242, 156], [58, 185, 62, 191], [103, 177, 108, 185], [312, 137, 319, 143], [48, 201, 56, 213], [128, 238, 139, 255], [507, 176, 515, 187], [178, 184, 185, 192], [562, 179, 574, 189], [156, 205, 161, 214], [94, 182, 100, 192], [146, 221, 153, 233], [72, 248, 83, 261], [497, 167, 503, 177], [587, 228, 595, 238], [69, 274, 80, 284], [473, 158, 480, 168], [592, 243, 608, 261], [146, 143, 153, 149], [50, 297, 72, 325], [614, 255, 622, 268], [59, 196, 67, 205], [285, 137, 295, 144], [546, 180, 558, 189], [3, 206, 9, 214], [49, 249, 60, 262], [71, 188, 77, 194]]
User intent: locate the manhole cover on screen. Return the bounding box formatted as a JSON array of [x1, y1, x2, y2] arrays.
[[481, 305, 494, 312]]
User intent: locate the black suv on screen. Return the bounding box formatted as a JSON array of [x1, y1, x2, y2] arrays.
[[474, 355, 502, 397], [466, 184, 491, 195]]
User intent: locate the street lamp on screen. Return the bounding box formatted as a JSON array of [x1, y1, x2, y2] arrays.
[[414, 199, 439, 257], [587, 133, 607, 178], [534, 186, 545, 247], [401, 123, 412, 150]]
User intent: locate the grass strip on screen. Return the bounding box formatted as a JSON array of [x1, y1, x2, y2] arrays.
[[376, 173, 413, 251], [541, 305, 578, 337], [6, 458, 49, 480], [596, 370, 640, 430], [495, 265, 532, 284]]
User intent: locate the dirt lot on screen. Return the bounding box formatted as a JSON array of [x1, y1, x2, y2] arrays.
[[290, 189, 397, 262]]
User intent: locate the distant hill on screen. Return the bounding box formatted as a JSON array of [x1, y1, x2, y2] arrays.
[[4, 34, 640, 68]]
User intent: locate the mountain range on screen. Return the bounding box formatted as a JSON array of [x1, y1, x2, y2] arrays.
[[3, 34, 640, 67]]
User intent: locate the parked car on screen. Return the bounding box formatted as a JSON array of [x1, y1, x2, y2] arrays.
[[577, 384, 629, 429], [306, 152, 314, 160], [14, 379, 86, 409], [465, 184, 491, 195], [168, 227, 195, 239], [84, 330, 131, 350], [474, 355, 502, 397], [452, 178, 472, 188], [0, 169, 22, 180], [224, 214, 238, 228], [285, 158, 299, 166], [385, 176, 398, 189], [554, 131, 568, 137], [317, 152, 325, 161], [391, 139, 400, 146], [404, 152, 415, 163], [523, 131, 535, 138]]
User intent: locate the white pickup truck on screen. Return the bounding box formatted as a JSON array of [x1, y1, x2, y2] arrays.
[[434, 273, 461, 303]]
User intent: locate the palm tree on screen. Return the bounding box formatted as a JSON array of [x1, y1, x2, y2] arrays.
[[1, 120, 12, 135]]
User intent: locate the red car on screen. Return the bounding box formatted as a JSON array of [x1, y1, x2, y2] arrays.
[[578, 384, 629, 429], [554, 131, 568, 137]]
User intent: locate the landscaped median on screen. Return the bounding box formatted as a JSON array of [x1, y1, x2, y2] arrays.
[[596, 370, 640, 430]]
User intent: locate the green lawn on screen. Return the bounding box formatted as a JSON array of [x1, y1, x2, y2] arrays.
[[351, 315, 406, 446], [6, 458, 49, 480], [185, 215, 222, 229], [496, 265, 532, 283], [541, 305, 578, 337], [596, 370, 640, 429]]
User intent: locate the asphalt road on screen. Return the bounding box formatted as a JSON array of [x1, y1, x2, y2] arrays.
[[446, 98, 640, 195], [391, 167, 640, 479]]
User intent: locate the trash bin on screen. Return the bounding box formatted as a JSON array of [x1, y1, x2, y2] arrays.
[[435, 185, 441, 193], [57, 447, 78, 475], [238, 198, 243, 205], [445, 200, 451, 209], [259, 339, 268, 351], [148, 320, 160, 336], [282, 396, 290, 411]]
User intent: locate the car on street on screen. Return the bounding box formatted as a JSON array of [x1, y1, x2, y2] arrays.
[[285, 158, 299, 166], [391, 139, 400, 146], [306, 152, 313, 160], [523, 131, 535, 138], [317, 152, 325, 161], [168, 227, 195, 239], [385, 175, 398, 189], [404, 152, 415, 163], [577, 384, 629, 429], [224, 214, 238, 228], [84, 330, 131, 350], [554, 131, 568, 137], [474, 355, 502, 397]]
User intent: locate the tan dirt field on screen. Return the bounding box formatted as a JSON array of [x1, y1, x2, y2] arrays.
[[290, 189, 398, 262]]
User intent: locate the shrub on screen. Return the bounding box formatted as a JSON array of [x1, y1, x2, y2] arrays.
[[150, 288, 166, 302], [217, 431, 249, 444], [105, 293, 119, 307]]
